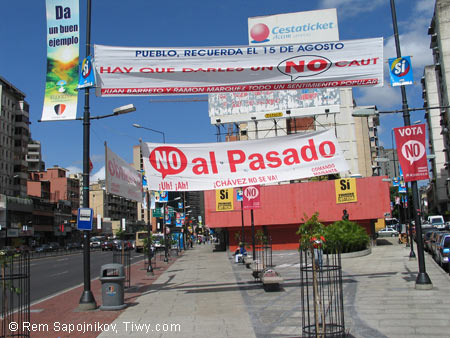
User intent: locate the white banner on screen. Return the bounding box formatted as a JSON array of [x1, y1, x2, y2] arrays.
[[94, 37, 383, 96], [140, 130, 349, 191], [105, 144, 143, 202]]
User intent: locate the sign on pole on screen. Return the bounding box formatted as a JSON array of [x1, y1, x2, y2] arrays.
[[77, 208, 93, 231], [388, 56, 413, 87], [243, 185, 261, 210], [394, 124, 429, 182]]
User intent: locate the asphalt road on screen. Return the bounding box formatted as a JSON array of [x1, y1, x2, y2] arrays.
[[29, 249, 144, 304]]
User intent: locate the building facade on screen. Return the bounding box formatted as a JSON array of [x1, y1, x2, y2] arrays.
[[26, 140, 45, 172], [0, 76, 31, 197], [422, 0, 450, 214]]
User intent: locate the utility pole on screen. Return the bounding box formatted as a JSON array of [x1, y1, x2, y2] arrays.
[[390, 0, 432, 289]]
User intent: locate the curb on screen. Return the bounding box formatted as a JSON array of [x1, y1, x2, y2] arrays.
[[340, 247, 371, 259]]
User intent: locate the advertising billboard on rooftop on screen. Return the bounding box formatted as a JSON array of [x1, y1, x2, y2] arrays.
[[209, 8, 341, 123]]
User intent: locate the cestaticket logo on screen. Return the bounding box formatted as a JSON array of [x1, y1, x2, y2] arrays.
[[250, 23, 270, 43]]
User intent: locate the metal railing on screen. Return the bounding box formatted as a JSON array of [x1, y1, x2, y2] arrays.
[[0, 252, 30, 338], [112, 250, 131, 288], [300, 249, 345, 338]]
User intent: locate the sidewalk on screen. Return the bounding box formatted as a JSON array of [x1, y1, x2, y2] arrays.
[[29, 251, 179, 338], [98, 243, 255, 338], [27, 240, 450, 337]]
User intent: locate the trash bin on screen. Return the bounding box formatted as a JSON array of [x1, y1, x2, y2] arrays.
[[99, 263, 126, 311]]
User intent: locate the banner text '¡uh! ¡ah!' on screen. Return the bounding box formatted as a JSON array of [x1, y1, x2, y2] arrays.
[[149, 138, 337, 179]]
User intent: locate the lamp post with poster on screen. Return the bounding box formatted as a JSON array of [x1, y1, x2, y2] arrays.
[[162, 196, 181, 262]]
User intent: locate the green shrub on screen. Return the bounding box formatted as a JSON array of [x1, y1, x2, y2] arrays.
[[324, 220, 369, 253]]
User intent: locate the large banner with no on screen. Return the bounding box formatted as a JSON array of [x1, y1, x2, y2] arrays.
[[42, 0, 79, 121], [105, 144, 143, 202], [94, 37, 383, 96], [140, 129, 349, 191]]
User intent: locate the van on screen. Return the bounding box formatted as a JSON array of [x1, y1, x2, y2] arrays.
[[428, 215, 445, 230]]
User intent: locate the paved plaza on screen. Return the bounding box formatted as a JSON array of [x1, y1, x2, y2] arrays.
[[97, 239, 450, 337]]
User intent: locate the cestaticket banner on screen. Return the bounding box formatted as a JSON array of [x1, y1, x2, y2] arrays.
[[94, 37, 383, 96], [42, 0, 79, 121], [105, 144, 143, 202], [140, 129, 349, 191]]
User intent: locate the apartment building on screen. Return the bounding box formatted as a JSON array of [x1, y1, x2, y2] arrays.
[[422, 0, 450, 214], [0, 76, 30, 197]]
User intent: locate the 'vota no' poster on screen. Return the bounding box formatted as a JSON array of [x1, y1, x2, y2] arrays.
[[41, 0, 79, 121]]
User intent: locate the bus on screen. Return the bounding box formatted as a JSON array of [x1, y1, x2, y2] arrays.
[[135, 231, 148, 252]]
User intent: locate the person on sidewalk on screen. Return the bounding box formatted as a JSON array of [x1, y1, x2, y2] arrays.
[[342, 209, 349, 220]]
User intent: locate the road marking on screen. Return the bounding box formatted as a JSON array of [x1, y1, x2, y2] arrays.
[[56, 258, 68, 262], [50, 270, 69, 277]]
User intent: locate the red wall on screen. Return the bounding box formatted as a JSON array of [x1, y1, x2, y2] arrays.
[[205, 177, 390, 250]]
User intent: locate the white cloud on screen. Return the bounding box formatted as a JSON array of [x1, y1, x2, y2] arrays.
[[90, 166, 105, 182], [66, 166, 82, 176], [319, 0, 385, 18]]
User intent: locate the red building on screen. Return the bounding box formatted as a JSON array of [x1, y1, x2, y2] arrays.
[[204, 176, 391, 251], [27, 166, 80, 212]]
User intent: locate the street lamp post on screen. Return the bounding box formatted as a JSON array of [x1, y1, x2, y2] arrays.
[[162, 196, 181, 262], [146, 189, 153, 273], [390, 0, 431, 289], [132, 124, 166, 143]]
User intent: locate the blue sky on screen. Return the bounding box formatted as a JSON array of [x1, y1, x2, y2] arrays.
[[0, 0, 435, 180]]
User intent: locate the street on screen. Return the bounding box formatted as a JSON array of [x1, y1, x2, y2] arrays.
[[30, 250, 144, 304]]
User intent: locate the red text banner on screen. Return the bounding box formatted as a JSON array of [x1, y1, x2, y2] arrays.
[[394, 124, 429, 182], [140, 130, 349, 191], [94, 38, 383, 96]]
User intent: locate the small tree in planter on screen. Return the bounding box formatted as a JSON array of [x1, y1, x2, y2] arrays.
[[297, 213, 346, 338], [297, 213, 326, 337]]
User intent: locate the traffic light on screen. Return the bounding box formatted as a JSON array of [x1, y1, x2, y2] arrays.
[[59, 224, 64, 232]]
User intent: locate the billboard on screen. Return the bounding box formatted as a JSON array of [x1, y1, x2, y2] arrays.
[[208, 88, 340, 123], [94, 38, 383, 96], [248, 9, 339, 45], [41, 0, 79, 121], [209, 9, 341, 123], [105, 144, 143, 202], [140, 129, 349, 191]]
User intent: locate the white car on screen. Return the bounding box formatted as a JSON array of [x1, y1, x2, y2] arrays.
[[377, 227, 399, 237]]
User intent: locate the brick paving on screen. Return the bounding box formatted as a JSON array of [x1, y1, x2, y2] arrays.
[[28, 252, 180, 338]]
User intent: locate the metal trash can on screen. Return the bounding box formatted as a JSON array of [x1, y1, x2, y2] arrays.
[[99, 263, 126, 311]]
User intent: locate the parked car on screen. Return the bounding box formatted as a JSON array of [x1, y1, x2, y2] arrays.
[[35, 244, 51, 253], [434, 233, 450, 268], [429, 231, 446, 258], [0, 246, 16, 255], [101, 240, 114, 251], [15, 245, 31, 254], [90, 237, 102, 249], [377, 227, 399, 237], [423, 229, 437, 252], [48, 242, 60, 251], [64, 242, 81, 250]]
